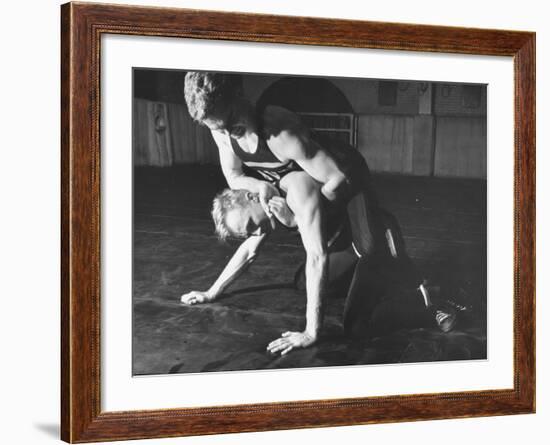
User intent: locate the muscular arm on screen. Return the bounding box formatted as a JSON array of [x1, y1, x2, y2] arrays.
[[272, 131, 349, 202], [267, 175, 327, 354], [213, 131, 264, 192], [296, 196, 327, 338], [263, 107, 350, 203], [181, 234, 266, 304]]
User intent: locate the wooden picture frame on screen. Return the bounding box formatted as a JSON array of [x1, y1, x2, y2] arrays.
[[61, 2, 535, 442]]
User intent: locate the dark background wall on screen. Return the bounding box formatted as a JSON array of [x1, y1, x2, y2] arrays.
[[133, 69, 487, 178]]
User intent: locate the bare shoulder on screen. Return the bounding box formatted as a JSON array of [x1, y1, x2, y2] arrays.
[[282, 172, 321, 213], [211, 129, 231, 149], [261, 105, 306, 139], [261, 105, 315, 161]]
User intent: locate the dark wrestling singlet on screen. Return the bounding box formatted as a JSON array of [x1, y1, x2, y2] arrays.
[[229, 135, 302, 186]]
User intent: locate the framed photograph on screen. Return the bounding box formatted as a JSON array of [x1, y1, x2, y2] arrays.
[[61, 2, 535, 442]]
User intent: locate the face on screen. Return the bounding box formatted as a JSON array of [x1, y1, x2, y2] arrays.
[[203, 102, 253, 140], [225, 193, 273, 237]]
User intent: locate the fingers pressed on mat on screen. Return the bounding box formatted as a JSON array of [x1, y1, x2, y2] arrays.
[[281, 346, 293, 355]]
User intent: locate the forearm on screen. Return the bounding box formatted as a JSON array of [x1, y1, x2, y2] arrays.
[[304, 253, 328, 337], [208, 238, 260, 297], [216, 134, 266, 193], [226, 173, 266, 194]]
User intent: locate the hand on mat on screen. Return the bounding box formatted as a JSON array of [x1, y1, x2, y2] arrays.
[[258, 182, 280, 217], [267, 331, 317, 355], [180, 290, 215, 305], [268, 196, 296, 227]]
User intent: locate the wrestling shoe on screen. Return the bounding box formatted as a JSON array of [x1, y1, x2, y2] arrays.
[[418, 282, 458, 333], [434, 306, 457, 333]]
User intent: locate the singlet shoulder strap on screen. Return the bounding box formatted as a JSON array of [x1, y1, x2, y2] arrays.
[[229, 134, 281, 164]]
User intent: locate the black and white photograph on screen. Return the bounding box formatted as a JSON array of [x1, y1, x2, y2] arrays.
[[3, 0, 546, 443], [132, 69, 487, 376]]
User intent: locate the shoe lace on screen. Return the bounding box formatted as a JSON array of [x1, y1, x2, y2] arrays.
[[435, 310, 451, 324]]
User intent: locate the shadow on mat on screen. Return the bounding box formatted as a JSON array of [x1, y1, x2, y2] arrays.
[[225, 282, 295, 296]]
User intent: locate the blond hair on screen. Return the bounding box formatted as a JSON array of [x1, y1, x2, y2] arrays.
[[211, 189, 251, 241]]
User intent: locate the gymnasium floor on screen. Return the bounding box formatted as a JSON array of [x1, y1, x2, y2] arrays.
[[132, 165, 487, 375]]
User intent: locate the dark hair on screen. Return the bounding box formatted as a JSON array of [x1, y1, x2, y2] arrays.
[[211, 189, 252, 241], [184, 72, 244, 124]]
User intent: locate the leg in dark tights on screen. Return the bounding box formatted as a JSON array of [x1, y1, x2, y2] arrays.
[[368, 292, 435, 337], [343, 181, 427, 339], [343, 179, 393, 338], [343, 257, 433, 339], [343, 258, 387, 338], [346, 184, 383, 258]]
